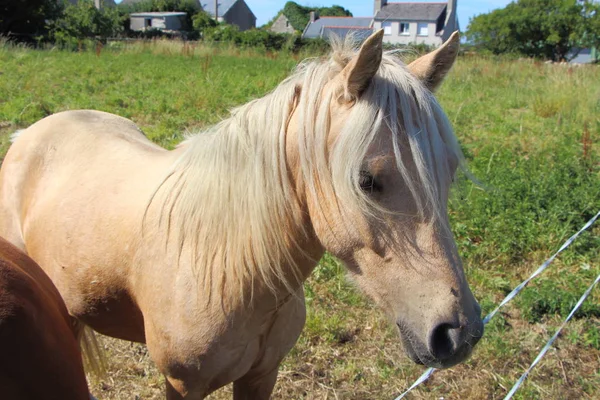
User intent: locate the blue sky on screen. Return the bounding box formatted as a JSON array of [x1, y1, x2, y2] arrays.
[[245, 0, 513, 31]]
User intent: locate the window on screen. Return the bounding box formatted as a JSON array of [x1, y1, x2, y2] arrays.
[[400, 22, 409, 35], [145, 18, 152, 28], [382, 21, 392, 36], [417, 22, 428, 36]]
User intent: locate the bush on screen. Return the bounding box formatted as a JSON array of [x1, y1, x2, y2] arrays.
[[192, 10, 217, 34], [203, 25, 328, 54]]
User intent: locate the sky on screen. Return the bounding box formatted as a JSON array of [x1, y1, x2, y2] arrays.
[[245, 0, 513, 32]]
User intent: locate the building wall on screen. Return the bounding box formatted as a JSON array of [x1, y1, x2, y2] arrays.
[[130, 17, 144, 31], [165, 16, 184, 31], [224, 0, 256, 31], [270, 14, 296, 34], [130, 16, 184, 31], [373, 20, 442, 46]]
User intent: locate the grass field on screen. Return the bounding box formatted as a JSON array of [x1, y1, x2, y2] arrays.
[[1, 40, 599, 399]]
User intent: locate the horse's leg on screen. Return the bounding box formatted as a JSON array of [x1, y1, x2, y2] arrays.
[[233, 288, 306, 400], [232, 366, 279, 400]]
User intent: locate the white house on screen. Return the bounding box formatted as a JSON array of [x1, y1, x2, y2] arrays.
[[372, 0, 458, 46]]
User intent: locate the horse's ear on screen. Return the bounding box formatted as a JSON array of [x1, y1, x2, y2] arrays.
[[339, 29, 384, 103], [408, 31, 460, 92]]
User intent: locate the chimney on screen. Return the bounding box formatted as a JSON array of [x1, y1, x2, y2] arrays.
[[214, 0, 219, 21], [309, 11, 319, 23], [374, 0, 387, 15]]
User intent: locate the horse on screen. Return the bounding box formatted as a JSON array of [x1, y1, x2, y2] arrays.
[[0, 236, 91, 399], [0, 30, 483, 398]]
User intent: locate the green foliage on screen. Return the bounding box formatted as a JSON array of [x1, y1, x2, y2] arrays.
[[467, 0, 600, 61], [518, 278, 600, 323], [48, 1, 125, 46], [450, 148, 599, 267], [282, 1, 352, 32], [203, 25, 330, 53], [192, 10, 217, 33], [0, 0, 63, 40], [117, 0, 200, 15]]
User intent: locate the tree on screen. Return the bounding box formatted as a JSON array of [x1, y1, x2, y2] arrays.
[[466, 0, 600, 61], [280, 1, 352, 32], [0, 0, 63, 40], [48, 0, 124, 45]]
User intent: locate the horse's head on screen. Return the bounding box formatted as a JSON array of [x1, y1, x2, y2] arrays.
[[287, 30, 483, 368]]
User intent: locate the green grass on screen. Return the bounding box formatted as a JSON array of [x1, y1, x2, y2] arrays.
[[1, 41, 599, 399]]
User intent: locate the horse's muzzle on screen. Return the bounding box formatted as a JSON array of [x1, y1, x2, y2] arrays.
[[397, 312, 484, 369]]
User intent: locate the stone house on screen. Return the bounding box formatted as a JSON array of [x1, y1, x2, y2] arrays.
[[201, 0, 256, 31], [372, 0, 458, 46], [269, 14, 296, 34]]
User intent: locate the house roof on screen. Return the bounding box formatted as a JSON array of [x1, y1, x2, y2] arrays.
[[120, 0, 199, 6], [375, 2, 447, 21], [303, 17, 372, 39], [201, 0, 237, 17], [130, 12, 188, 18], [321, 26, 373, 41]]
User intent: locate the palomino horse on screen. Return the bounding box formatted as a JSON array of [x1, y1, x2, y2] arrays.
[[0, 236, 90, 399], [0, 30, 483, 398]]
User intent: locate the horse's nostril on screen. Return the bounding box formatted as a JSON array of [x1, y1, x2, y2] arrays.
[[429, 323, 459, 360]]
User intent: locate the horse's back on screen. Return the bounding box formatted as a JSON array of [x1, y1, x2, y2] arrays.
[[14, 109, 160, 149], [0, 237, 89, 399], [0, 110, 164, 248]]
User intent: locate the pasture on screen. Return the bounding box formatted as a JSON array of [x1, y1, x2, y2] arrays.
[[0, 40, 598, 399]]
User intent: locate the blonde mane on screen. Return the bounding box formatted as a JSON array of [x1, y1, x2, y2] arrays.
[[149, 38, 464, 307]]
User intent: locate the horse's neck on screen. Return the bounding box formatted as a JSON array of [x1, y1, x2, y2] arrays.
[[151, 124, 326, 312]]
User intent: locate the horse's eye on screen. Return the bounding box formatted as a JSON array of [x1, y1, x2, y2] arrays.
[[359, 171, 381, 193]]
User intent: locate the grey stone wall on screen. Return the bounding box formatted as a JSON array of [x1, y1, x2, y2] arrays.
[[270, 14, 296, 34]]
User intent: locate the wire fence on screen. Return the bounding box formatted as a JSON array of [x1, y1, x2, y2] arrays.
[[394, 210, 600, 400]]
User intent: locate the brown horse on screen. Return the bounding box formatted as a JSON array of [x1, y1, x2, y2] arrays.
[[0, 236, 91, 399], [0, 30, 483, 398]]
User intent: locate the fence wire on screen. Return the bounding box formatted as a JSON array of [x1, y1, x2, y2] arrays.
[[504, 272, 600, 399], [394, 210, 599, 400]]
